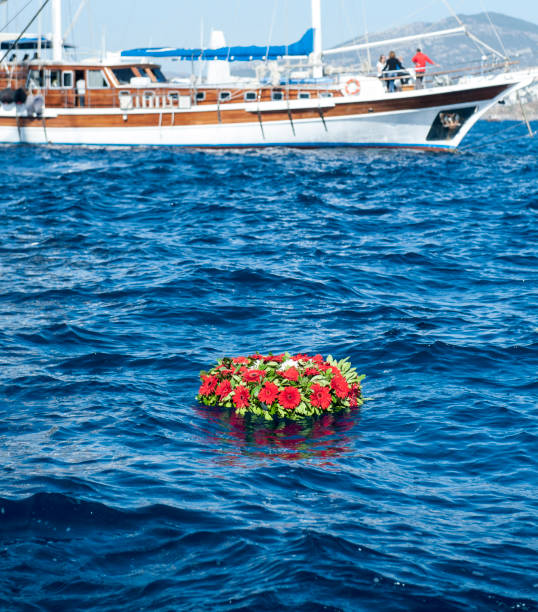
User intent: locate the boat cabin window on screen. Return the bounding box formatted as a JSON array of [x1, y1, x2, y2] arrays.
[[49, 69, 62, 88], [244, 91, 257, 101], [27, 69, 45, 88], [298, 91, 311, 99], [219, 91, 231, 102], [272, 90, 284, 101], [150, 67, 167, 83], [87, 70, 110, 89], [62, 71, 74, 88], [195, 91, 206, 102], [319, 91, 333, 98], [113, 67, 136, 85], [167, 92, 179, 104]]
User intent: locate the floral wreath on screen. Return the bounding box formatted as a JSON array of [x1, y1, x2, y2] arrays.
[[196, 352, 365, 421]]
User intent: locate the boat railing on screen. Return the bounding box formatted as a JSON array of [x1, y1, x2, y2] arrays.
[[121, 90, 193, 110], [21, 88, 193, 110], [0, 63, 30, 89], [374, 59, 519, 91]]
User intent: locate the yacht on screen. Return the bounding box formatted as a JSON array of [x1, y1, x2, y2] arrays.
[[0, 0, 533, 149]]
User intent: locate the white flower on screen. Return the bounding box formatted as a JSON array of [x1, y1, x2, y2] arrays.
[[279, 359, 299, 370]]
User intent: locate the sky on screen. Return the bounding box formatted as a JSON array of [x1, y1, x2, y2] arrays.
[[2, 0, 537, 55]]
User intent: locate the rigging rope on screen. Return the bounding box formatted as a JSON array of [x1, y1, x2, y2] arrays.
[[480, 0, 508, 57], [459, 120, 535, 151], [264, 0, 279, 66], [440, 0, 485, 57], [0, 0, 35, 33], [374, 0, 439, 41], [0, 0, 51, 64], [462, 130, 536, 152]]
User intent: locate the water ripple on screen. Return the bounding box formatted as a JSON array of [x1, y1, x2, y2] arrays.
[[1, 123, 537, 610]]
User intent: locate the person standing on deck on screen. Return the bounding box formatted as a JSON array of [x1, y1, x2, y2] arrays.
[[412, 48, 436, 89], [76, 77, 86, 107], [376, 55, 386, 77], [377, 54, 387, 90], [383, 51, 405, 93]]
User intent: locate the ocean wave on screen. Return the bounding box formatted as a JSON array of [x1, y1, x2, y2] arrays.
[[0, 123, 537, 609]]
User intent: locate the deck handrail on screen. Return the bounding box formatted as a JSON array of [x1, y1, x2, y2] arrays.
[[376, 60, 518, 82]]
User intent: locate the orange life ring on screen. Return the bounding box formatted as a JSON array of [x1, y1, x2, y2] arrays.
[[345, 78, 361, 96]]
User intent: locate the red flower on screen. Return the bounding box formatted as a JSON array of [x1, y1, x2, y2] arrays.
[[216, 379, 232, 399], [318, 363, 331, 372], [348, 383, 362, 407], [242, 369, 264, 383], [199, 375, 218, 396], [263, 353, 284, 363], [312, 354, 324, 365], [305, 367, 319, 376], [258, 381, 279, 405], [330, 375, 350, 399], [232, 356, 249, 365], [233, 385, 250, 408], [282, 367, 299, 382], [293, 353, 309, 361], [330, 365, 341, 375], [309, 384, 332, 410], [279, 386, 301, 410]]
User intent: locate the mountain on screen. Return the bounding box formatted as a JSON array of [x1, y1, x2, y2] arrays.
[[331, 12, 538, 71]]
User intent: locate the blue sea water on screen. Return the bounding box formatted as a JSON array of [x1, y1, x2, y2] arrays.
[[1, 121, 537, 611]]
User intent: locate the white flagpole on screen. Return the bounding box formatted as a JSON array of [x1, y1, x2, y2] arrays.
[[52, 0, 62, 61], [311, 0, 322, 78]]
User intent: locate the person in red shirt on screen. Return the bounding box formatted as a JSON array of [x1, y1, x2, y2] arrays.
[[412, 48, 436, 89]]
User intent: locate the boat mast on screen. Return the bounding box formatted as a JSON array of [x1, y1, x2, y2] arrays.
[[311, 0, 323, 79], [324, 26, 466, 56], [52, 0, 62, 61]]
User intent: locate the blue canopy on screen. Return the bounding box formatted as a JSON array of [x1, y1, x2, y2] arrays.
[[0, 36, 74, 50], [1, 36, 51, 50], [121, 28, 314, 61]]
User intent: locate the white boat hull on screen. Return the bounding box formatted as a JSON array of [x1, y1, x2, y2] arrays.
[[0, 77, 530, 150]]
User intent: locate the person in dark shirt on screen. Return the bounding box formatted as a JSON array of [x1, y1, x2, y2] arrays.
[[383, 51, 405, 93]]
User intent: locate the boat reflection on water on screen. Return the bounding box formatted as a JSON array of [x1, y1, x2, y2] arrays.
[[194, 404, 362, 463]]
